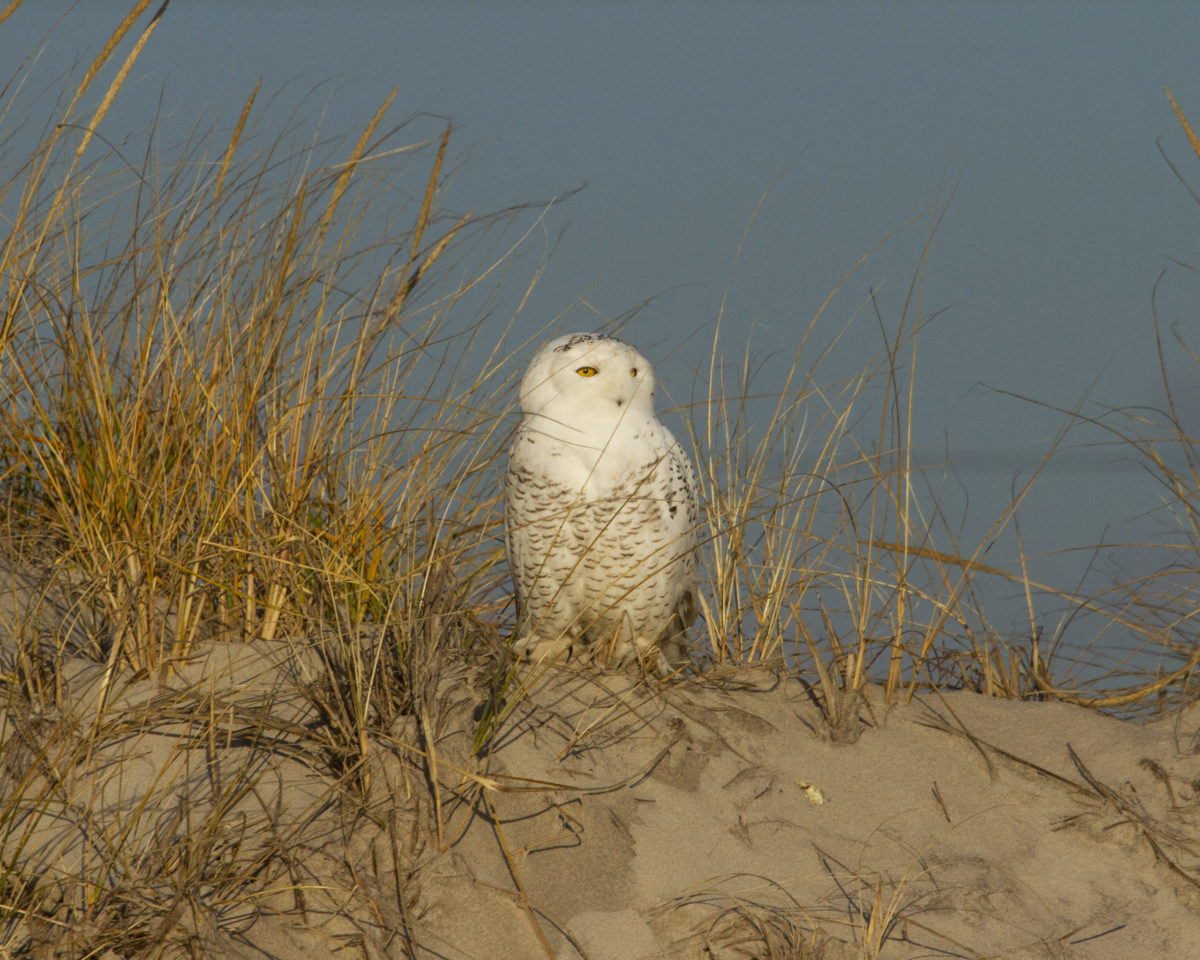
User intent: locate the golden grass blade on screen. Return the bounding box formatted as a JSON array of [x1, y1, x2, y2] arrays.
[[1166, 86, 1200, 162], [411, 122, 451, 267], [389, 123, 463, 313], [0, 0, 25, 26], [314, 84, 399, 245], [1, 1, 169, 348], [213, 78, 260, 205], [393, 211, 472, 314], [418, 707, 446, 849], [58, 0, 159, 124], [75, 0, 170, 160], [1032, 647, 1200, 708]]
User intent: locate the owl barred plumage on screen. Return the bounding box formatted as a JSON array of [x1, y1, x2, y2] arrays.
[[504, 333, 700, 670]]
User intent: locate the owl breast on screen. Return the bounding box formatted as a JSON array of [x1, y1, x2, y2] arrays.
[[504, 421, 698, 668]]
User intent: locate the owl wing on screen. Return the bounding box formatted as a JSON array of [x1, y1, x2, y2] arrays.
[[659, 432, 700, 550], [634, 430, 701, 664], [636, 425, 700, 624]]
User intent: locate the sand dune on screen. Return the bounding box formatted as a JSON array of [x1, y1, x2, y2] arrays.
[[3, 629, 1197, 958]]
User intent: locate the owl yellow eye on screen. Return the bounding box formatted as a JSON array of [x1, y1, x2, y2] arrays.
[[576, 366, 598, 377], [630, 367, 638, 377]]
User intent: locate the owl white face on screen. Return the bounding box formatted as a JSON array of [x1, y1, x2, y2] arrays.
[[518, 333, 657, 425]]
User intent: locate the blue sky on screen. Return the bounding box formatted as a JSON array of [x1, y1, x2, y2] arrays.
[[6, 1, 1200, 634]]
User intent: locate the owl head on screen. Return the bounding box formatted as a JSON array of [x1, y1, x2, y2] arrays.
[[518, 333, 658, 428]]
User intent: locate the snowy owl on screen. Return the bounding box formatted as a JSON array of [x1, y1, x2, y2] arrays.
[[504, 333, 700, 670]]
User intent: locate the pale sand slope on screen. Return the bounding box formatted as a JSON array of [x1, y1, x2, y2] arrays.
[[1, 633, 1197, 958], [422, 667, 1200, 959]]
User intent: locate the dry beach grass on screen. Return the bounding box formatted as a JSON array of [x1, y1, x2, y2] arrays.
[[1, 3, 1199, 956]]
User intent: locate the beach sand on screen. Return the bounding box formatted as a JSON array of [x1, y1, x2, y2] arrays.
[[2, 626, 1198, 958]]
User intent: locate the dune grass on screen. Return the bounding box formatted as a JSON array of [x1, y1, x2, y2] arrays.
[[0, 3, 1198, 956]]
